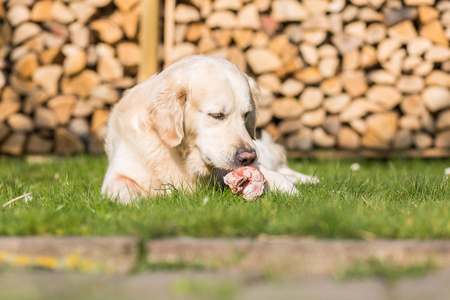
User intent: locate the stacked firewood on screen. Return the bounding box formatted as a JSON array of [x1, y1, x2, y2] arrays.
[[0, 0, 141, 155], [169, 0, 450, 156]]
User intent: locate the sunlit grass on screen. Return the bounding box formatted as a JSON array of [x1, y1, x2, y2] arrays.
[[0, 156, 449, 239]]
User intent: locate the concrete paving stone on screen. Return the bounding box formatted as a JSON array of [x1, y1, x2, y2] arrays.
[[0, 237, 138, 274], [1, 269, 450, 300], [147, 238, 450, 275]]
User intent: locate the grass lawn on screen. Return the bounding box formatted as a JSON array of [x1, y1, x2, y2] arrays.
[[0, 155, 449, 239]]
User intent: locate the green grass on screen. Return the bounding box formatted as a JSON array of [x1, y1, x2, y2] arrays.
[[0, 156, 449, 239], [336, 258, 436, 283]]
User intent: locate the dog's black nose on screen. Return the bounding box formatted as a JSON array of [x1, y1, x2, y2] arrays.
[[236, 149, 257, 166]]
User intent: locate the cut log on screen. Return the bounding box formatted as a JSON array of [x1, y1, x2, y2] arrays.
[[344, 21, 366, 40], [342, 49, 359, 70], [400, 94, 425, 115], [214, 0, 242, 11], [34, 106, 58, 129], [300, 87, 324, 111], [61, 70, 101, 98], [255, 108, 273, 128], [97, 56, 124, 82], [271, 0, 309, 22], [299, 42, 319, 66], [114, 0, 139, 11], [422, 86, 450, 112], [318, 57, 339, 78], [396, 76, 425, 94], [286, 127, 313, 151], [324, 94, 351, 113], [420, 20, 448, 46], [26, 134, 53, 153], [331, 33, 362, 54], [436, 131, 450, 148], [32, 65, 63, 96], [341, 70, 368, 97], [7, 4, 30, 26], [320, 77, 342, 96], [117, 42, 141, 66], [424, 45, 450, 62], [0, 133, 26, 155], [302, 30, 327, 45], [301, 108, 326, 127], [350, 119, 367, 134], [69, 2, 97, 24], [377, 38, 401, 62], [436, 110, 450, 131], [338, 127, 360, 150], [361, 112, 398, 149], [237, 3, 261, 29], [12, 22, 41, 45], [47, 95, 76, 124], [312, 127, 336, 148], [387, 20, 417, 42], [360, 45, 377, 68], [90, 85, 119, 105], [69, 24, 89, 48], [14, 52, 38, 78], [418, 6, 439, 24], [280, 78, 304, 97], [30, 0, 52, 22], [122, 10, 139, 39], [91, 109, 109, 132], [399, 115, 421, 130], [340, 98, 385, 122], [272, 98, 304, 119], [55, 127, 84, 155], [174, 4, 201, 23], [278, 119, 303, 134], [406, 37, 432, 56], [426, 71, 450, 87], [232, 29, 254, 49], [51, 1, 75, 24], [366, 23, 386, 44], [257, 74, 281, 93], [0, 100, 22, 123], [62, 45, 86, 76], [322, 115, 341, 136], [413, 132, 433, 149], [294, 67, 323, 85], [90, 19, 123, 44], [72, 100, 94, 117], [368, 70, 397, 85], [206, 11, 237, 29], [245, 48, 282, 74], [381, 49, 406, 76], [7, 113, 34, 132], [366, 85, 402, 109], [404, 0, 435, 5]]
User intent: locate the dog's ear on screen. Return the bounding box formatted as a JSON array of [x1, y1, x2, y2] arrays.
[[148, 86, 187, 147], [245, 75, 259, 139]]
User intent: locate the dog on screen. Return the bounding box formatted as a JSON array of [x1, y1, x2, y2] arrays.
[[102, 56, 318, 204]]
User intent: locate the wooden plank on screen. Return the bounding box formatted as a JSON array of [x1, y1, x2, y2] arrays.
[[138, 0, 160, 82]]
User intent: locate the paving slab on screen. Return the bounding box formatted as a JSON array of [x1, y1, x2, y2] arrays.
[[0, 237, 138, 274], [1, 269, 450, 300], [147, 238, 450, 275]]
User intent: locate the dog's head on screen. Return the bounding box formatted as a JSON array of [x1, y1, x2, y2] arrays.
[[147, 56, 259, 172]]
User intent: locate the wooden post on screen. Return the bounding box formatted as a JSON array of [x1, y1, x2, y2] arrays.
[[138, 0, 160, 82]]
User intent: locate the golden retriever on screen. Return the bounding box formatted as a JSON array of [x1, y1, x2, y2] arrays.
[[102, 56, 318, 203]]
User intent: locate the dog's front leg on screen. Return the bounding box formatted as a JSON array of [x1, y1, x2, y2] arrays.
[[255, 163, 299, 195]]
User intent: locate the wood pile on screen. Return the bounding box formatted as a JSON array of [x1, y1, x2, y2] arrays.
[[168, 0, 450, 157], [0, 0, 142, 155]]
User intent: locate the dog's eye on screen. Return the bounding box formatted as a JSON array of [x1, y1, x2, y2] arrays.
[[244, 112, 250, 120], [209, 113, 225, 120]]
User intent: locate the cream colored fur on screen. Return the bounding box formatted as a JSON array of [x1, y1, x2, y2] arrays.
[[102, 56, 318, 204]]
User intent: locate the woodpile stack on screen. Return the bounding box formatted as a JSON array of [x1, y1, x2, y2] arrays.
[[168, 0, 450, 157], [1, 0, 449, 158], [0, 0, 142, 155]]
